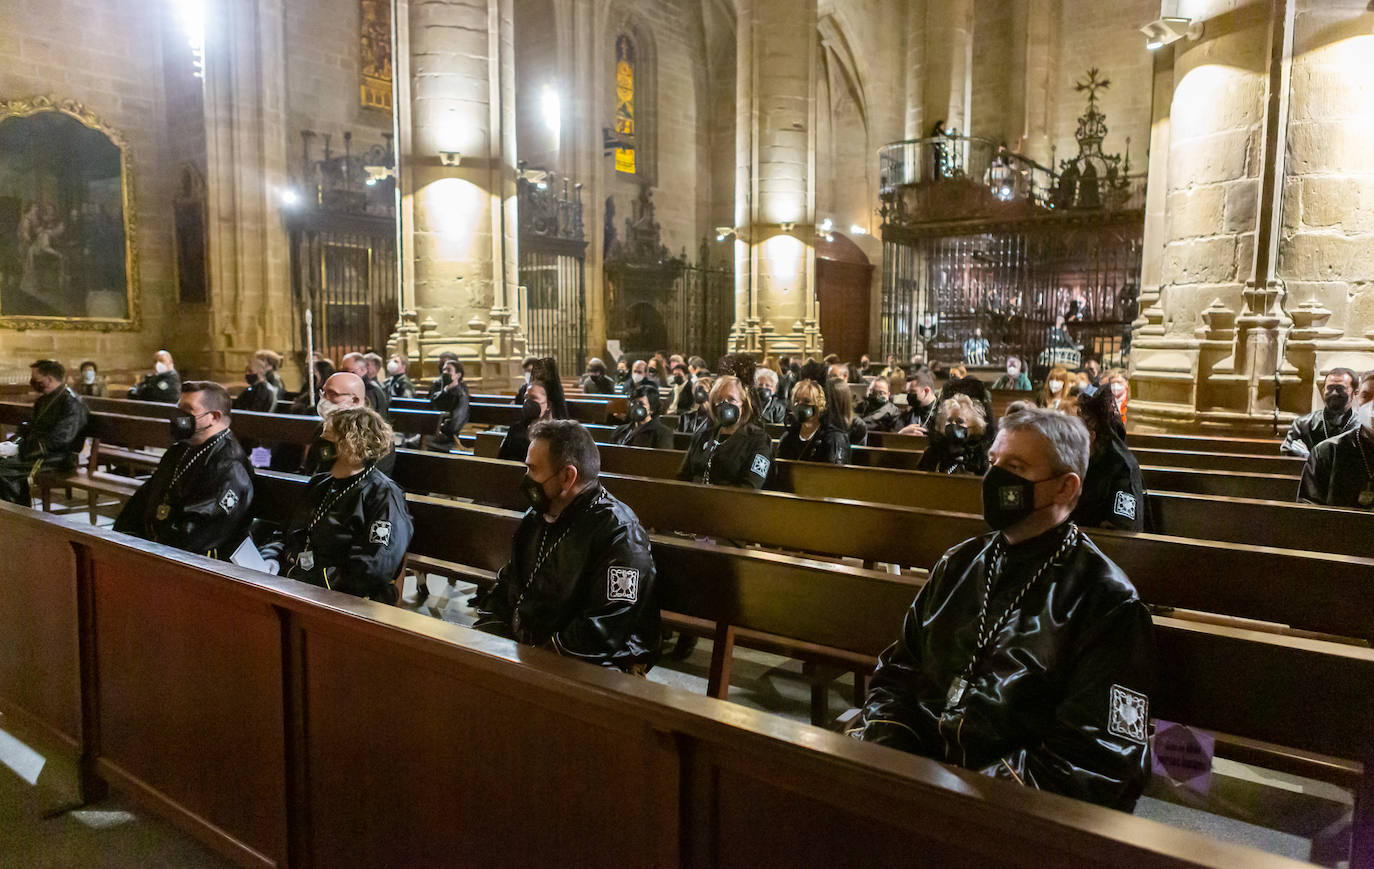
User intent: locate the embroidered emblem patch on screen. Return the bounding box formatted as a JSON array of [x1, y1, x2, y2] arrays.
[[369, 520, 392, 545], [998, 485, 1025, 510], [1108, 684, 1149, 744], [607, 566, 640, 602], [1113, 491, 1137, 520], [750, 453, 771, 477], [157, 380, 168, 390], [219, 489, 238, 513]]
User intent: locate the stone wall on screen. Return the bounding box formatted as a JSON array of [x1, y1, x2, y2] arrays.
[[0, 0, 177, 383]]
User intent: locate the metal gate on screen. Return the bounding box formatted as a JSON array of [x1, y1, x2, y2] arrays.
[[518, 170, 587, 373], [288, 130, 398, 366], [290, 216, 398, 365]]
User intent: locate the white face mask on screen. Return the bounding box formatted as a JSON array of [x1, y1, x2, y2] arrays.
[[317, 398, 340, 419], [82, 369, 96, 384], [1111, 382, 1126, 397], [1006, 366, 1019, 377], [1048, 379, 1063, 394], [632, 372, 645, 383], [1358, 402, 1373, 431], [386, 361, 401, 376], [155, 361, 170, 374], [524, 371, 532, 385]]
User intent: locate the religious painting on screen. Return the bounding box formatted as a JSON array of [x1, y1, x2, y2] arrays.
[[614, 34, 636, 174], [360, 0, 393, 112], [173, 164, 208, 304], [0, 97, 138, 329]]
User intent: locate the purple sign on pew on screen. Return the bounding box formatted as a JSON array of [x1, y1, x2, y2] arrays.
[[1151, 720, 1214, 796], [250, 447, 272, 468]]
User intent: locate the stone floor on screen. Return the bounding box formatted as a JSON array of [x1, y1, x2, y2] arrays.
[[0, 497, 1347, 865]]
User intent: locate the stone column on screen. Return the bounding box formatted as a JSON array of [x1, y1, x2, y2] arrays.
[[395, 0, 524, 387], [731, 0, 821, 358], [202, 0, 293, 382], [1130, 0, 1374, 432]]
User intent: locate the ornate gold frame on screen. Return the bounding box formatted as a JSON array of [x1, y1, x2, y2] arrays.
[[0, 95, 140, 331]]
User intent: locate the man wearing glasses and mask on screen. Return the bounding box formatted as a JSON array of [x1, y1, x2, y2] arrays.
[[1281, 368, 1358, 459], [474, 420, 660, 675], [114, 381, 254, 558], [849, 407, 1156, 812]]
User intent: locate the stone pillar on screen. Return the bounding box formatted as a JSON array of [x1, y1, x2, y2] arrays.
[[1130, 0, 1374, 432], [202, 0, 294, 382], [731, 0, 821, 358], [395, 0, 524, 387]]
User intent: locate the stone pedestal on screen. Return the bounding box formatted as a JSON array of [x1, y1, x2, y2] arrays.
[[730, 0, 823, 359], [392, 0, 526, 386]]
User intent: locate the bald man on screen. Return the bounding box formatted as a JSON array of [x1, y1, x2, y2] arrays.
[[129, 350, 181, 403], [301, 372, 395, 476]]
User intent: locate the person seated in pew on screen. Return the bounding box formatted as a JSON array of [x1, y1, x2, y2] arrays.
[[754, 367, 788, 425], [113, 381, 255, 558], [823, 371, 867, 446], [992, 356, 1032, 392], [383, 353, 416, 399], [0, 360, 90, 505], [1105, 368, 1129, 425], [261, 349, 287, 395], [676, 376, 713, 434], [1069, 386, 1144, 532], [579, 357, 617, 395], [427, 357, 471, 449], [512, 355, 539, 405], [612, 383, 675, 448], [288, 359, 336, 415], [1281, 367, 1357, 459], [777, 379, 850, 465], [75, 360, 106, 397], [234, 349, 281, 414], [916, 393, 991, 476], [1300, 369, 1374, 509], [1037, 365, 1071, 411], [427, 350, 459, 396], [259, 407, 413, 603], [858, 375, 902, 433], [342, 352, 390, 415], [849, 407, 1156, 812], [128, 349, 180, 403], [676, 375, 773, 489], [474, 420, 661, 674], [897, 370, 939, 436], [620, 358, 652, 396], [499, 358, 569, 462], [614, 358, 631, 388]]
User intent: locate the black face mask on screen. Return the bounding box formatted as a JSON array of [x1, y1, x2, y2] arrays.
[[982, 465, 1059, 531], [169, 411, 204, 441], [520, 472, 556, 514], [245, 373, 259, 386], [521, 398, 542, 422], [758, 388, 774, 405], [628, 403, 649, 423], [693, 386, 710, 406], [1325, 387, 1350, 413], [673, 374, 685, 385], [313, 438, 338, 468], [29, 380, 44, 393], [945, 423, 969, 443], [714, 401, 741, 427], [794, 403, 817, 424], [441, 372, 453, 385], [909, 391, 931, 408]]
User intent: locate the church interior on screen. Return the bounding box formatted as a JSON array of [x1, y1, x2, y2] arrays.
[[2, 0, 1374, 866]]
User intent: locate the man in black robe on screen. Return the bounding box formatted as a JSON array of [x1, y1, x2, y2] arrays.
[[1282, 368, 1357, 458], [1300, 370, 1374, 509], [850, 407, 1156, 812], [115, 381, 254, 557], [0, 360, 89, 504]]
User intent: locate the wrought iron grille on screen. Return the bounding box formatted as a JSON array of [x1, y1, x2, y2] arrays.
[[518, 169, 587, 373], [288, 128, 398, 366]]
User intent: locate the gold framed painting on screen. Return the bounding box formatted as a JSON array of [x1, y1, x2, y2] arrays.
[[0, 96, 139, 330]]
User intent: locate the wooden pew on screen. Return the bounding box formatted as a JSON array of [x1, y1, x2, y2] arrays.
[[0, 503, 1321, 869], [387, 449, 1374, 644]]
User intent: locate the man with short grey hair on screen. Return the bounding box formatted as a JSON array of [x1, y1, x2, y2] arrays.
[[474, 419, 660, 674], [851, 406, 1156, 812]]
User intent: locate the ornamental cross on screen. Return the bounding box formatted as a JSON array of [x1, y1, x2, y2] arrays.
[[1075, 68, 1112, 109]]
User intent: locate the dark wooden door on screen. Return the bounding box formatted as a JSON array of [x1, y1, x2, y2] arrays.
[[816, 233, 874, 362]]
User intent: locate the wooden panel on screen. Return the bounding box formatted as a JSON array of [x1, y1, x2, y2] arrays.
[[0, 508, 81, 745], [89, 547, 289, 867], [1142, 466, 1298, 502], [299, 618, 675, 868]]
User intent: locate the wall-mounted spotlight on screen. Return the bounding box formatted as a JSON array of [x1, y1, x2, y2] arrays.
[[850, 224, 868, 236], [714, 226, 737, 242], [438, 150, 462, 167], [363, 164, 395, 187], [1140, 16, 1202, 50], [818, 218, 834, 234], [279, 188, 300, 207], [780, 221, 796, 233]]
